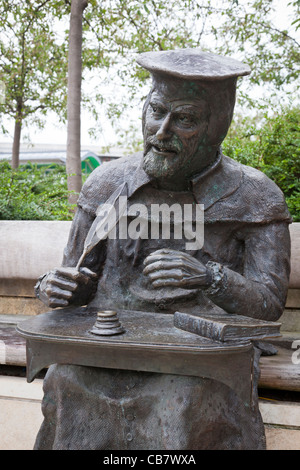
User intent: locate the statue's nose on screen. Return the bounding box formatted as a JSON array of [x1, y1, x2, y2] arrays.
[[156, 113, 172, 140]]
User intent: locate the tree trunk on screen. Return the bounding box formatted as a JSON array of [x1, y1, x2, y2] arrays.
[[11, 117, 22, 169], [66, 0, 88, 206]]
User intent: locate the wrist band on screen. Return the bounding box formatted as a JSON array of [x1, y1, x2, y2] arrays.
[[204, 261, 226, 295]]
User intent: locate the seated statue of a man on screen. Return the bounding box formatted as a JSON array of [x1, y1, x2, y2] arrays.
[[34, 50, 291, 450]]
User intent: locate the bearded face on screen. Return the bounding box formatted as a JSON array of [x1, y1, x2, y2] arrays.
[[142, 75, 236, 184], [143, 91, 209, 180]]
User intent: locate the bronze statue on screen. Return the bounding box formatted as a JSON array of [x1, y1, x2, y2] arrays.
[[33, 50, 291, 450]]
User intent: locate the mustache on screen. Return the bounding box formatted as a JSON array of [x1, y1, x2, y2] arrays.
[[145, 136, 182, 154]]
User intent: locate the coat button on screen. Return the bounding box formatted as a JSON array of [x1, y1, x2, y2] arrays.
[[126, 413, 134, 421]]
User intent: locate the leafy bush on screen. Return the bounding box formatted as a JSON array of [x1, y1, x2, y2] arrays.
[[0, 161, 76, 220], [223, 107, 300, 222]]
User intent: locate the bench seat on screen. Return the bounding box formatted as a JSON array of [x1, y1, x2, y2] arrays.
[[259, 343, 300, 392]]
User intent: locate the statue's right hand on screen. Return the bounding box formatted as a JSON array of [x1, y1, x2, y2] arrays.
[[36, 267, 98, 308]]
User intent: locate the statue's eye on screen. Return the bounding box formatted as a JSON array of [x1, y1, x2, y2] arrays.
[[177, 114, 195, 127], [150, 103, 165, 116]]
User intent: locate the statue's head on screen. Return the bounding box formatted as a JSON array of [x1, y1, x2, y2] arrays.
[[137, 50, 250, 185]]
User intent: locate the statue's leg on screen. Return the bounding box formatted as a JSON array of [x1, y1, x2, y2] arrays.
[[34, 361, 265, 450]]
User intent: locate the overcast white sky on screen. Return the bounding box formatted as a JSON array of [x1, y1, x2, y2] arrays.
[[0, 0, 298, 152]]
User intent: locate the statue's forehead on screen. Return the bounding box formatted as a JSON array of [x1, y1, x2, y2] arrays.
[[151, 75, 209, 103], [150, 90, 206, 112]]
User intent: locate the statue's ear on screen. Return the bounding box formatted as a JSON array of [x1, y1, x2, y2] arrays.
[[205, 79, 236, 148]]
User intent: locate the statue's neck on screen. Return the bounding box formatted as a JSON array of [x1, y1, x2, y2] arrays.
[[152, 149, 220, 192]]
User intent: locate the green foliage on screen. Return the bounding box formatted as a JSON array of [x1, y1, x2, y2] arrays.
[[81, 0, 300, 147], [1, 0, 299, 151], [0, 160, 76, 220], [0, 0, 69, 132], [223, 107, 300, 221], [214, 0, 300, 93]]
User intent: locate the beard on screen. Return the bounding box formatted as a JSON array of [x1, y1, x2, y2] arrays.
[[142, 134, 203, 181], [143, 135, 186, 179], [143, 150, 181, 179]]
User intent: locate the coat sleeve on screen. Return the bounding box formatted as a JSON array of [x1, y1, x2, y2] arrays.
[[62, 207, 107, 277], [204, 221, 291, 321]]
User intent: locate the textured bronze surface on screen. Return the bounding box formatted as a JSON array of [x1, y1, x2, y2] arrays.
[[89, 310, 125, 336], [28, 49, 292, 450], [17, 307, 254, 406]]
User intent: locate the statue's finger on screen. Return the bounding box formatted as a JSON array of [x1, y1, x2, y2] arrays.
[[147, 269, 183, 281], [48, 296, 69, 308], [52, 267, 82, 281], [79, 267, 98, 280], [151, 278, 182, 288], [48, 275, 78, 292], [143, 260, 181, 274], [46, 285, 73, 300], [144, 252, 185, 266]]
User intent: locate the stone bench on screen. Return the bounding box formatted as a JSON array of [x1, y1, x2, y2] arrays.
[[0, 221, 72, 316]]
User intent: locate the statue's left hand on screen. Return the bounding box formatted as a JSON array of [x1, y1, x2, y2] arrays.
[[143, 249, 211, 289]]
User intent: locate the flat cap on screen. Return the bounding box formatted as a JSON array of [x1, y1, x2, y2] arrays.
[[136, 49, 251, 81]]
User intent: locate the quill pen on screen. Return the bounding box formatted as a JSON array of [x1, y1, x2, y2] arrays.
[[76, 182, 128, 270]]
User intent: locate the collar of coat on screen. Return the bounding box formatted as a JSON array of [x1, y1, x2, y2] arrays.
[[78, 149, 292, 224]]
